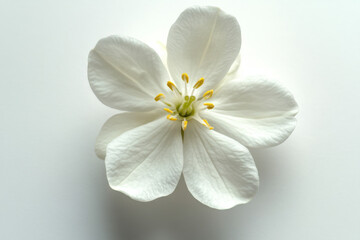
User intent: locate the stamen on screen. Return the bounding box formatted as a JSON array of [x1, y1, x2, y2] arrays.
[[154, 93, 165, 101], [166, 114, 177, 121], [155, 93, 172, 107], [202, 119, 214, 130], [163, 108, 173, 114], [167, 81, 177, 91], [203, 103, 214, 109], [181, 73, 189, 83], [182, 120, 188, 131], [167, 81, 182, 96], [203, 119, 210, 127], [182, 73, 189, 95], [203, 89, 214, 99], [193, 78, 204, 89]]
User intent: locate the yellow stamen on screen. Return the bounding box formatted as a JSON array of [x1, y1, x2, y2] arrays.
[[203, 89, 214, 99], [167, 81, 176, 91], [181, 73, 189, 83], [154, 93, 165, 101], [193, 78, 204, 89], [166, 114, 177, 121], [203, 103, 214, 109], [167, 81, 181, 96], [182, 120, 188, 131], [203, 119, 210, 127], [164, 108, 173, 114], [202, 119, 214, 130]]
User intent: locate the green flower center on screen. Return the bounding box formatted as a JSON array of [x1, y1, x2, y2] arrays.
[[153, 73, 215, 131]]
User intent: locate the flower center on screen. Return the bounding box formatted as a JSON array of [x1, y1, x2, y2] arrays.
[[154, 73, 215, 131], [178, 95, 196, 117]]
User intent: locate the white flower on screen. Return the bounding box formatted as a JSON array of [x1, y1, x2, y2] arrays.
[[88, 6, 298, 209]]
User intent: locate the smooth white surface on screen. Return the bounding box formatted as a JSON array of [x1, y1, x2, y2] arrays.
[[1, 0, 359, 239]]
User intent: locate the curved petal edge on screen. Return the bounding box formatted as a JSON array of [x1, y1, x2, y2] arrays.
[[183, 121, 259, 209], [105, 118, 183, 202]]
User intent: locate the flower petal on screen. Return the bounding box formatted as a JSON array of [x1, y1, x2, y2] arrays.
[[95, 110, 163, 160], [225, 54, 241, 80], [183, 121, 259, 209], [167, 6, 241, 92], [217, 54, 241, 90], [88, 35, 169, 111], [202, 76, 299, 148], [105, 118, 183, 201]]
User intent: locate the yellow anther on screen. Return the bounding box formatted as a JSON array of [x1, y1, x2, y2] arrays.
[[164, 108, 173, 114], [154, 93, 165, 101], [193, 78, 204, 89], [181, 73, 189, 83], [167, 81, 176, 91], [166, 114, 177, 121], [202, 119, 214, 130], [203, 103, 214, 109], [167, 81, 181, 96], [203, 89, 214, 99], [182, 120, 188, 131], [203, 119, 210, 127]]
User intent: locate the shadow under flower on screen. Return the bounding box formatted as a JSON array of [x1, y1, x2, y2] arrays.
[[102, 147, 293, 240]]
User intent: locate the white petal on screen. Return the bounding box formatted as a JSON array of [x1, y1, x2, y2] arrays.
[[88, 35, 169, 111], [95, 110, 163, 160], [167, 6, 241, 92], [217, 54, 241, 90], [183, 121, 259, 209], [147, 41, 168, 68], [105, 118, 183, 202], [225, 54, 241, 80], [202, 76, 299, 148]]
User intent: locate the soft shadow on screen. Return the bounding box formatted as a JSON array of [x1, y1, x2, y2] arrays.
[[102, 147, 292, 240], [104, 176, 225, 240]]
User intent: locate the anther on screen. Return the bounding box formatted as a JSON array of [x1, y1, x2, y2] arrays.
[[193, 78, 204, 89], [203, 103, 214, 109], [182, 120, 188, 131], [203, 89, 214, 99], [154, 93, 165, 101], [202, 119, 214, 130], [203, 119, 210, 127], [181, 73, 189, 83], [166, 114, 177, 121], [167, 81, 181, 96], [167, 81, 176, 91], [164, 108, 173, 114]]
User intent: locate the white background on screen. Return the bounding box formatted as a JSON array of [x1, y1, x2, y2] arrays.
[[1, 0, 360, 239]]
